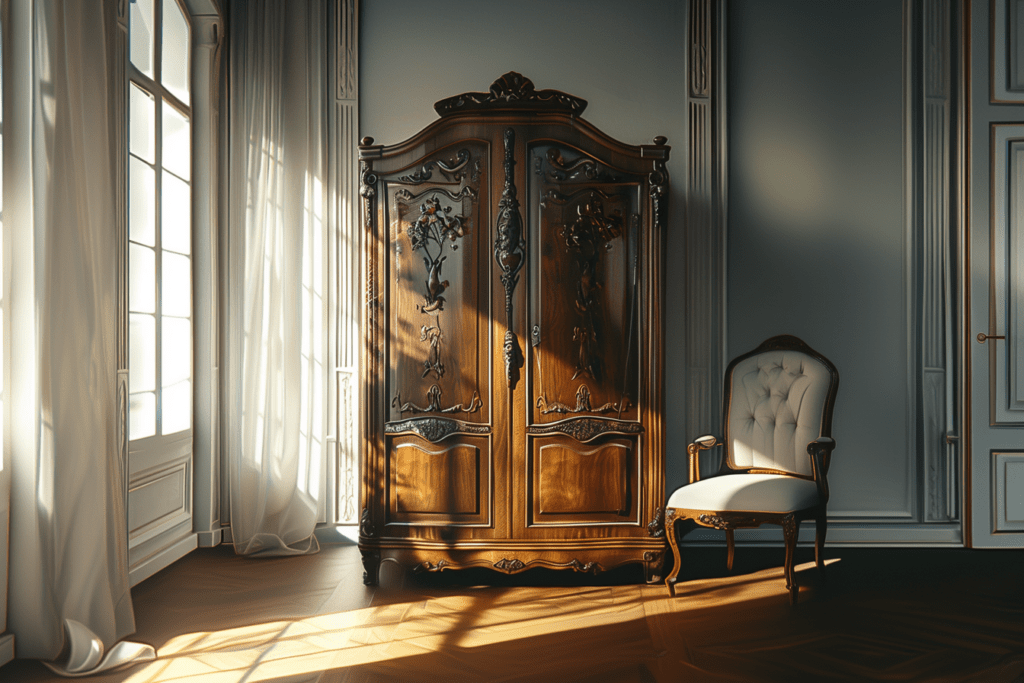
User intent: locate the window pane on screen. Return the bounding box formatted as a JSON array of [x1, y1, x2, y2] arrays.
[[162, 103, 190, 181], [162, 381, 191, 435], [129, 0, 155, 79], [162, 172, 191, 255], [162, 252, 191, 317], [162, 0, 190, 106], [162, 316, 191, 386], [129, 157, 156, 247], [129, 313, 156, 393], [129, 243, 156, 314], [129, 84, 155, 164], [130, 392, 156, 440]]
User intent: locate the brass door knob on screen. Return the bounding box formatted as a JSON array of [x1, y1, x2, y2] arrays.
[[977, 332, 1006, 344]]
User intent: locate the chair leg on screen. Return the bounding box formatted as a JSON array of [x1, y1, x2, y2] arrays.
[[782, 514, 798, 605], [815, 514, 827, 572], [664, 511, 682, 596], [726, 528, 735, 571]]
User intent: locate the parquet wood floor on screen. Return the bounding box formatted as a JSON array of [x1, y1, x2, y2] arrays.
[[3, 542, 1023, 682]]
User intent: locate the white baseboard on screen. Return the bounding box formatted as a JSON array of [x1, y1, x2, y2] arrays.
[[129, 534, 197, 587], [196, 528, 222, 548], [218, 525, 358, 547], [682, 522, 963, 547], [0, 633, 14, 668]]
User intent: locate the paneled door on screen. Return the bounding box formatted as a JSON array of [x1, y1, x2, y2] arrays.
[[967, 0, 1024, 547]]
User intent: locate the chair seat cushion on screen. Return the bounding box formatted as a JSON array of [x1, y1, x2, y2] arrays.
[[666, 473, 820, 513]]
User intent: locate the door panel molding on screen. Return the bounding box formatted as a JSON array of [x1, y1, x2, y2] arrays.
[[991, 0, 1024, 102], [992, 451, 1024, 531], [988, 124, 1024, 424]]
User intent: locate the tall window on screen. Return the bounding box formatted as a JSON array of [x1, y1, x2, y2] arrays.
[[128, 0, 192, 441]]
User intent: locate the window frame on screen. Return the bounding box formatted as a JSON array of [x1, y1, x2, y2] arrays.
[[127, 0, 195, 450]]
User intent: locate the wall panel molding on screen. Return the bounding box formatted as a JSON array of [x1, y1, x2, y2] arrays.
[[685, 0, 726, 475], [328, 0, 360, 525], [911, 0, 960, 523], [685, 522, 962, 546], [191, 13, 223, 547]]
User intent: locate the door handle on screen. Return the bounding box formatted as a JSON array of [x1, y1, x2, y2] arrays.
[[977, 332, 1005, 344]]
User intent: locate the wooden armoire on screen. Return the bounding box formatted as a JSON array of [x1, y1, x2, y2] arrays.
[[359, 72, 669, 584]]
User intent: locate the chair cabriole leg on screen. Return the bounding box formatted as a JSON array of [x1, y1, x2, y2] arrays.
[[664, 511, 682, 596], [782, 514, 798, 605]]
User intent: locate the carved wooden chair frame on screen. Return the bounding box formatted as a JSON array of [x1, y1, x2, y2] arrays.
[[664, 335, 839, 604]]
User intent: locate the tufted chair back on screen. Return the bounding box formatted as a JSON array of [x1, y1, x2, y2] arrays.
[[725, 339, 838, 477]]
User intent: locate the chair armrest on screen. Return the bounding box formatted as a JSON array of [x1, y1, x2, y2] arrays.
[[686, 435, 718, 484], [807, 437, 836, 503]]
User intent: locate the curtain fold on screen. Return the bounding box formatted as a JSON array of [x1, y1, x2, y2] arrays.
[[5, 0, 153, 675], [225, 0, 327, 556]]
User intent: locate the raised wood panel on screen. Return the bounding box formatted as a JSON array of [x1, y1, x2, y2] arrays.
[[527, 143, 642, 425], [530, 437, 637, 525], [992, 0, 1024, 101], [993, 452, 1024, 531], [990, 126, 1024, 423], [1010, 139, 1024, 413], [386, 434, 491, 526], [392, 443, 480, 515], [128, 462, 190, 540], [384, 141, 490, 423]]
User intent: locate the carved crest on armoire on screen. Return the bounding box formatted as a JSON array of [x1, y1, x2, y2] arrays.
[[359, 72, 670, 584]]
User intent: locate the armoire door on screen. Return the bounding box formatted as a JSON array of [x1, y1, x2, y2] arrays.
[[517, 137, 648, 535], [376, 137, 508, 540]]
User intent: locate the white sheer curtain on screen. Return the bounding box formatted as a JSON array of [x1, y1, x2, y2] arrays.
[[4, 0, 152, 675], [225, 0, 327, 556]]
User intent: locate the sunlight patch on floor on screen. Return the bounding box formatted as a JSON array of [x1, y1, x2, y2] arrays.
[[122, 559, 838, 683]]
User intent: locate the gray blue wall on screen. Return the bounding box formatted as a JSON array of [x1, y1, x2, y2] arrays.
[[727, 0, 910, 518], [362, 0, 921, 523]]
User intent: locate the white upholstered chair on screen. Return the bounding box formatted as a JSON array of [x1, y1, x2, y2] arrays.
[[664, 335, 839, 604]]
